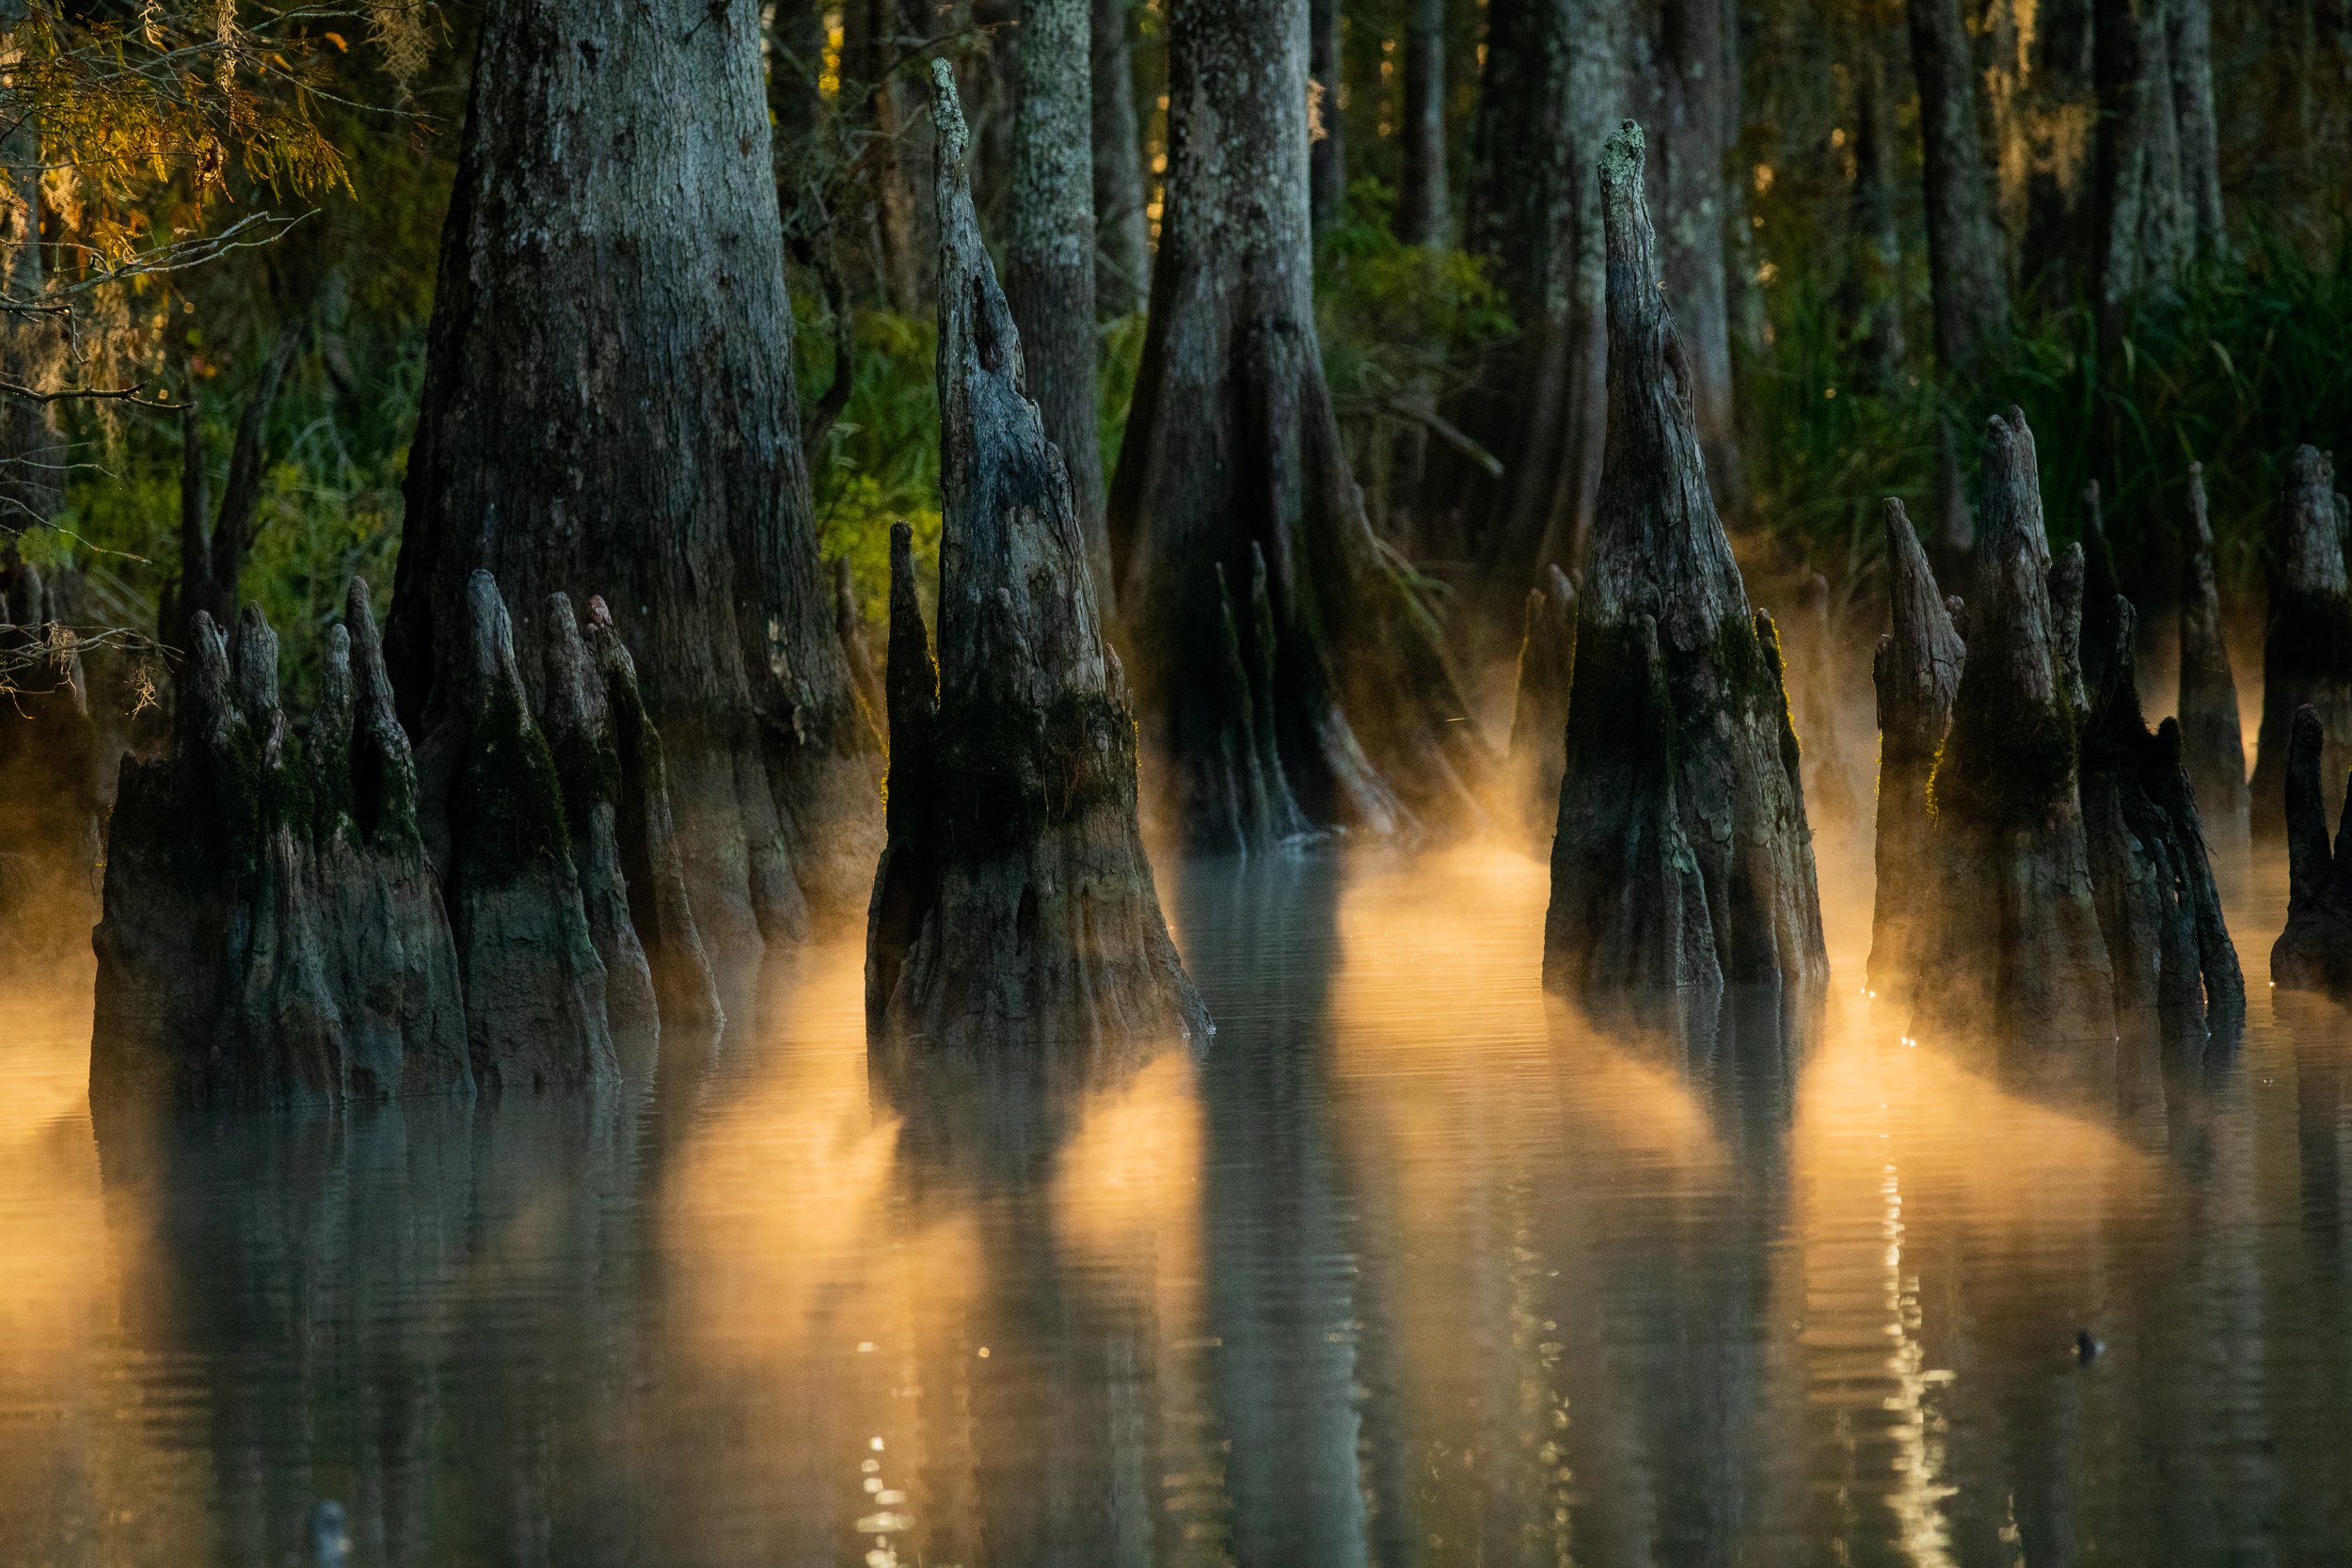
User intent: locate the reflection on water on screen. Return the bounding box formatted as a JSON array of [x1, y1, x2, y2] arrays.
[[6, 838, 2352, 1564]]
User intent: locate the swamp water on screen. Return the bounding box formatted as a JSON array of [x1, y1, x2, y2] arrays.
[[4, 840, 2350, 1565]]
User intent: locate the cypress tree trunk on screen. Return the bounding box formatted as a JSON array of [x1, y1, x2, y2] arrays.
[[1917, 410, 2113, 1044], [1090, 0, 1152, 315], [866, 67, 1207, 1051], [1399, 0, 1449, 248], [386, 0, 882, 971], [1309, 0, 1345, 233], [1106, 0, 1488, 853], [1543, 121, 1825, 999], [2250, 447, 2352, 840], [2021, 0, 2096, 298], [1868, 498, 1964, 996], [2093, 0, 2192, 354], [1009, 0, 1113, 614], [1653, 0, 1745, 513], [1904, 0, 2010, 372], [2167, 0, 2227, 258], [2175, 463, 2248, 850], [1840, 37, 1908, 390]]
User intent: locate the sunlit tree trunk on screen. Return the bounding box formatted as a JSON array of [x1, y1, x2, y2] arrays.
[[1904, 0, 2010, 372], [388, 0, 881, 970], [1090, 0, 1152, 315]]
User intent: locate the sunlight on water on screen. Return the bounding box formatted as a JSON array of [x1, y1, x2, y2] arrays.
[[4, 832, 2352, 1564]]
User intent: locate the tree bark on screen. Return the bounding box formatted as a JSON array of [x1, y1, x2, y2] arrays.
[[1106, 0, 1488, 853], [2079, 594, 2245, 1040], [1503, 564, 1576, 840], [91, 587, 473, 1110], [1309, 0, 1345, 233], [1868, 498, 1964, 996], [1917, 410, 2114, 1044], [2250, 447, 2352, 840], [1840, 37, 1908, 391], [2273, 703, 2352, 998], [1399, 0, 1449, 248], [1009, 0, 1114, 615], [866, 67, 1208, 1052], [1905, 0, 2010, 372], [845, 0, 927, 310], [2167, 0, 2227, 259], [2021, 0, 2096, 299], [386, 0, 882, 973], [1090, 0, 1153, 314], [2175, 462, 2248, 850], [2093, 0, 2192, 355], [1652, 0, 1745, 514], [1543, 121, 1826, 1000]]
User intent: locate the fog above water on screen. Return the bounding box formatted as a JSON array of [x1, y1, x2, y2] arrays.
[[4, 826, 2347, 1566]]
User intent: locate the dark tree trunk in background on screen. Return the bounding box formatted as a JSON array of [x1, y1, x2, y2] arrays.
[[2022, 0, 2096, 297], [2250, 447, 2352, 841], [2168, 0, 2227, 257], [1463, 0, 1624, 600], [1543, 121, 1825, 1000], [845, 0, 926, 310], [1108, 0, 1489, 853], [2093, 0, 2192, 355], [2274, 703, 2352, 999], [1309, 0, 1346, 233], [388, 0, 882, 972], [1841, 36, 1907, 390], [1090, 0, 1153, 314], [1917, 411, 2113, 1044], [2176, 464, 2249, 851], [1653, 0, 1745, 514], [0, 121, 62, 533], [1905, 0, 2010, 372], [1868, 499, 1963, 997], [1009, 0, 1113, 615], [867, 70, 1207, 1051], [1502, 565, 1576, 840], [1399, 0, 1449, 247]]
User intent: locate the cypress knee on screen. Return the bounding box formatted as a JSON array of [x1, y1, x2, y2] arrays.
[[1917, 409, 2114, 1043], [447, 571, 618, 1090], [1543, 121, 1826, 999], [2079, 597, 2244, 1040], [2175, 463, 2249, 850], [2272, 705, 2352, 998], [865, 66, 1209, 1052], [1504, 566, 1577, 841], [1868, 498, 1964, 995], [2250, 447, 2352, 840]]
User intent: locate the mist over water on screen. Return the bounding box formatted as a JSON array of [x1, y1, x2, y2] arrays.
[[4, 830, 2349, 1565]]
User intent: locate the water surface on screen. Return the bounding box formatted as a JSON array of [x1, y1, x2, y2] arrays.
[[4, 841, 2349, 1565]]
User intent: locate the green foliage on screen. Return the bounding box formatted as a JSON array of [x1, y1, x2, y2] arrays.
[[799, 299, 941, 624], [1315, 178, 1512, 412]]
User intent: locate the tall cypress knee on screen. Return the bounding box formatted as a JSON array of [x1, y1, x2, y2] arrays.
[[2175, 463, 2248, 849], [866, 66, 1208, 1052], [2250, 447, 2352, 840], [1868, 499, 1964, 995], [1108, 0, 1487, 853], [1542, 121, 1826, 999], [1918, 410, 2113, 1043], [386, 0, 880, 973]]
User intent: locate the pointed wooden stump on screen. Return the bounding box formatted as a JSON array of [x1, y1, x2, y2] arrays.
[[1917, 409, 2114, 1043], [1543, 120, 1825, 999], [2251, 446, 2352, 839], [2175, 463, 2249, 852], [865, 66, 1209, 1053], [1867, 498, 1964, 996]]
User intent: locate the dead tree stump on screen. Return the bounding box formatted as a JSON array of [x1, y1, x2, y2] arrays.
[[445, 571, 617, 1089], [2274, 703, 2352, 997], [2079, 597, 2245, 1039], [1867, 499, 1964, 995], [1793, 572, 1860, 828], [865, 67, 1209, 1052], [90, 587, 471, 1108], [2175, 463, 2249, 851], [2250, 446, 2352, 839], [1917, 409, 2114, 1043], [1543, 121, 1826, 999], [1502, 565, 1575, 841]]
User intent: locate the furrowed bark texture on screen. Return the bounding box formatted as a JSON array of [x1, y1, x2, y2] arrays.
[[2250, 447, 2352, 840], [1918, 410, 2115, 1044], [1107, 0, 1488, 853], [1868, 499, 1964, 995], [866, 70, 1208, 1053], [446, 572, 619, 1089], [1089, 0, 1152, 314], [1009, 0, 1113, 614], [2080, 597, 2244, 1039], [2093, 0, 2193, 352], [1652, 0, 1745, 513], [2167, 0, 2226, 257], [2175, 463, 2248, 848], [1461, 0, 1623, 599], [1904, 0, 2009, 372], [1792, 573, 1859, 827], [90, 587, 472, 1110], [0, 564, 100, 958], [386, 0, 881, 973], [1504, 565, 1577, 841], [1543, 122, 1826, 1000], [2273, 704, 2352, 998], [1399, 0, 1449, 248]]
